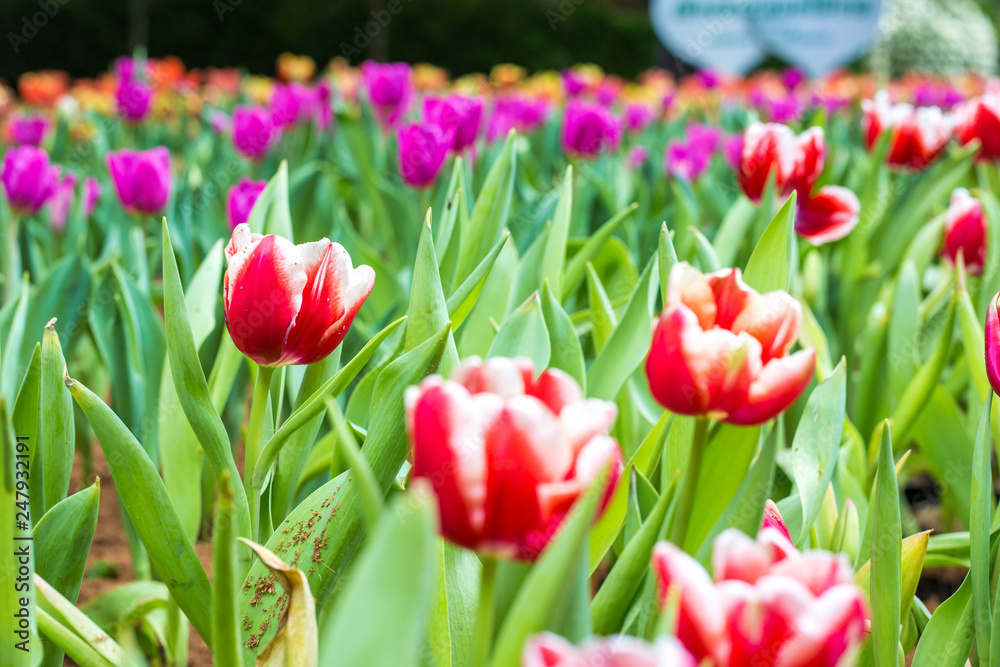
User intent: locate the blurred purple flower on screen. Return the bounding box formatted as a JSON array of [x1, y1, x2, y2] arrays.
[[106, 146, 172, 216], [47, 171, 77, 231], [232, 106, 279, 161], [83, 176, 101, 217], [665, 140, 711, 182], [626, 145, 650, 170], [1, 145, 59, 215], [624, 102, 656, 134], [227, 178, 267, 229], [362, 61, 412, 129], [562, 100, 622, 159], [397, 123, 453, 189], [424, 95, 483, 152], [10, 114, 50, 146], [115, 77, 153, 123]]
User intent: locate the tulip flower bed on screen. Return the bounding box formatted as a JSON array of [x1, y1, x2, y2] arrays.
[[2, 55, 1000, 666]]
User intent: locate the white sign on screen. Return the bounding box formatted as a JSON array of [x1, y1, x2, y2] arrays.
[[650, 0, 884, 77]]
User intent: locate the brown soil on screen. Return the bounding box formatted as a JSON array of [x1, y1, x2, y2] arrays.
[[68, 445, 214, 666]]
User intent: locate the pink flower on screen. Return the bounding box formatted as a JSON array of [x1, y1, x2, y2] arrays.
[[397, 122, 453, 189], [115, 77, 153, 122], [46, 171, 76, 231], [795, 186, 861, 246], [645, 263, 815, 425], [665, 140, 711, 182], [862, 91, 953, 171], [943, 187, 987, 274], [522, 633, 697, 667], [626, 145, 650, 170], [653, 527, 868, 667], [226, 178, 267, 229], [232, 106, 279, 162], [269, 82, 315, 128], [424, 95, 483, 152], [9, 114, 50, 146], [562, 100, 622, 159], [624, 102, 656, 133], [361, 61, 412, 129], [106, 146, 172, 216], [406, 357, 623, 561], [223, 224, 375, 367], [761, 499, 793, 544], [955, 93, 1000, 162], [1, 145, 60, 215], [83, 176, 101, 217]]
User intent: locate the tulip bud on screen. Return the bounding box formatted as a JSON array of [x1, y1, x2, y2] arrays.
[[795, 185, 861, 245], [227, 178, 267, 229], [269, 82, 316, 128], [361, 61, 412, 130], [1, 145, 59, 215], [232, 106, 279, 161], [986, 291, 1000, 396], [737, 122, 798, 202], [223, 224, 375, 367], [424, 95, 483, 152], [115, 77, 153, 123], [762, 499, 793, 543], [955, 93, 1000, 162], [83, 176, 101, 218], [624, 102, 656, 134], [644, 263, 815, 425], [9, 114, 50, 146], [106, 146, 173, 216], [46, 171, 76, 232], [397, 123, 452, 189], [406, 357, 623, 561], [943, 187, 987, 274], [562, 100, 622, 159]]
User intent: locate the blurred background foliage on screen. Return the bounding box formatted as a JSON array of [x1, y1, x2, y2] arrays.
[[1, 0, 999, 81]]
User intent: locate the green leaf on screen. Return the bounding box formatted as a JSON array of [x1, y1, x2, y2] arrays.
[[246, 160, 294, 240], [657, 223, 677, 307], [870, 423, 901, 666], [743, 191, 796, 293], [161, 220, 251, 546], [253, 316, 404, 489], [317, 489, 438, 667], [213, 473, 243, 667], [455, 131, 516, 286], [66, 376, 214, 646], [887, 262, 920, 397], [562, 203, 637, 300], [80, 582, 168, 633], [13, 344, 42, 520], [712, 196, 758, 268], [539, 281, 585, 390], [784, 360, 846, 545], [541, 166, 573, 297], [489, 472, 607, 667], [423, 541, 480, 667], [39, 321, 74, 517], [407, 212, 460, 376], [970, 393, 993, 664], [446, 232, 510, 331], [585, 264, 617, 353], [911, 572, 974, 667], [587, 255, 658, 401], [1, 276, 29, 402], [488, 292, 550, 373], [36, 574, 128, 667]]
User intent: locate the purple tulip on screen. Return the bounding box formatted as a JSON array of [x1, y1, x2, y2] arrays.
[[208, 109, 233, 134], [397, 123, 452, 189], [687, 124, 722, 154], [106, 146, 172, 216], [694, 69, 723, 89], [723, 134, 744, 172], [768, 94, 805, 124], [562, 100, 621, 159], [562, 69, 588, 96], [83, 176, 102, 217], [782, 67, 807, 90], [361, 61, 412, 129], [115, 56, 146, 82], [624, 102, 656, 134], [315, 80, 333, 130], [233, 106, 279, 161], [227, 178, 267, 229], [487, 95, 550, 143], [115, 77, 153, 123], [47, 171, 77, 231], [424, 95, 483, 152], [626, 145, 650, 170], [665, 140, 712, 182], [270, 82, 315, 128], [1, 145, 59, 215], [10, 114, 50, 146]]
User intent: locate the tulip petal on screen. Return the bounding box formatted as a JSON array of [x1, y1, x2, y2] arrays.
[[795, 186, 860, 246], [731, 291, 803, 364], [987, 293, 1000, 396], [705, 268, 756, 330], [522, 633, 580, 667], [725, 348, 816, 425], [775, 585, 869, 667], [667, 262, 717, 329]]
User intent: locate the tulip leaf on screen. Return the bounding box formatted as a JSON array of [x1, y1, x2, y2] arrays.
[[591, 475, 673, 634], [446, 232, 509, 331], [887, 262, 921, 398], [488, 292, 550, 373], [423, 540, 480, 667], [317, 490, 438, 667], [162, 220, 251, 546], [540, 165, 573, 297], [252, 316, 404, 489], [247, 160, 294, 241], [744, 190, 795, 293], [213, 473, 244, 667], [562, 202, 637, 301], [33, 481, 98, 604], [657, 222, 677, 308], [970, 393, 993, 664], [586, 254, 658, 401], [783, 359, 846, 546], [855, 530, 930, 621], [539, 281, 585, 390], [239, 324, 450, 664], [585, 264, 617, 352], [911, 572, 975, 667], [870, 423, 901, 666], [35, 575, 129, 667], [712, 196, 757, 268], [66, 375, 214, 646], [80, 581, 168, 633], [489, 471, 607, 667], [0, 276, 29, 402], [407, 211, 459, 375], [13, 344, 42, 520], [455, 131, 516, 286]]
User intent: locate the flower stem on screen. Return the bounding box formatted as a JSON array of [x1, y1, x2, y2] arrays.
[[245, 365, 274, 542], [472, 556, 498, 667], [669, 417, 710, 548]]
